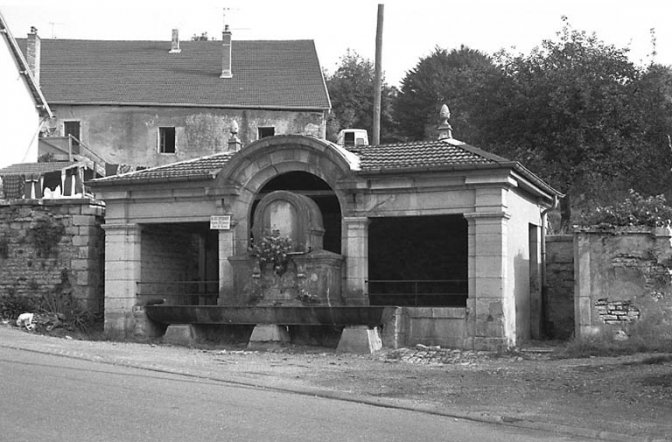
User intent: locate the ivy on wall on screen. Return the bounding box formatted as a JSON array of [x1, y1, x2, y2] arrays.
[[28, 217, 65, 258], [0, 233, 8, 259]]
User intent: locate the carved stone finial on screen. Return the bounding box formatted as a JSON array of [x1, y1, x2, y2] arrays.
[[438, 104, 453, 140], [440, 104, 450, 122], [228, 120, 241, 152]]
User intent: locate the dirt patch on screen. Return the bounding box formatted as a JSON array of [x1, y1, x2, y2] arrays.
[[197, 345, 672, 440]]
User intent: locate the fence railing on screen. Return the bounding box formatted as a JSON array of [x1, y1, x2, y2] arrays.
[[366, 279, 468, 307], [136, 280, 219, 306]]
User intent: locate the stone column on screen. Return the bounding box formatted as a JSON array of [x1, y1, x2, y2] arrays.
[[342, 216, 369, 305], [529, 224, 542, 339], [464, 210, 511, 350], [574, 232, 594, 340], [218, 229, 235, 305], [101, 223, 142, 338]]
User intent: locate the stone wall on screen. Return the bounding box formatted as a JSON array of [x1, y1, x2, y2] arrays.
[[0, 199, 105, 313], [545, 235, 575, 339], [575, 227, 672, 342], [50, 105, 327, 168]]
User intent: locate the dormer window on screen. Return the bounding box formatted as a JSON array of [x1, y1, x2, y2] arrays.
[[159, 127, 176, 153], [258, 126, 275, 139]]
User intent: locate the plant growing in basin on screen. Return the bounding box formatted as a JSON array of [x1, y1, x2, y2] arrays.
[[250, 230, 301, 275]]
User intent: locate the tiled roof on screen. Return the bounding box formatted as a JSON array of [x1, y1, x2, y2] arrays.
[[347, 139, 513, 172], [17, 39, 330, 110], [0, 162, 79, 175], [91, 139, 513, 186], [92, 152, 236, 184]]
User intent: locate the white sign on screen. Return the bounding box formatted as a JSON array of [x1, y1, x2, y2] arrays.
[[210, 215, 231, 230]]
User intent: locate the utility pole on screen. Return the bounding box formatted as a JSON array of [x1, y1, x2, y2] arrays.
[[372, 4, 384, 145]]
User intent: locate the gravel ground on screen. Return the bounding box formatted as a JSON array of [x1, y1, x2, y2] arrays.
[[1, 324, 671, 441]]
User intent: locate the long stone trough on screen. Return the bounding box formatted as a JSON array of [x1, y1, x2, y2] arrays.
[[144, 305, 396, 327], [144, 306, 397, 353]]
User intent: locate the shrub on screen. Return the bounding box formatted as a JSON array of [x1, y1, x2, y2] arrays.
[[0, 293, 40, 320], [578, 189, 672, 228], [38, 269, 95, 332]]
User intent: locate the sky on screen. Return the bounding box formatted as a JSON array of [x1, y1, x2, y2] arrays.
[[1, 0, 671, 87]]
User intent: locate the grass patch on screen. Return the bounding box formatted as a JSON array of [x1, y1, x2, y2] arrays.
[[553, 337, 672, 359], [641, 373, 672, 387]]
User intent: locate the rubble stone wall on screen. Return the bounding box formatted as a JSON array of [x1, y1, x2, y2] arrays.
[[0, 199, 105, 313], [575, 227, 672, 342], [545, 235, 575, 339]]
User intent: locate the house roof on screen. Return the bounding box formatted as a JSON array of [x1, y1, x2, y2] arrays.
[[16, 38, 331, 111], [0, 11, 52, 118], [91, 138, 562, 200], [0, 161, 80, 176]]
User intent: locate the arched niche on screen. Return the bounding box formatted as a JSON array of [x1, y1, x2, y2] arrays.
[[210, 135, 356, 255], [252, 190, 325, 252]]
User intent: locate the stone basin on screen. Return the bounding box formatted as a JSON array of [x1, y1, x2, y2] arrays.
[[144, 305, 396, 328]]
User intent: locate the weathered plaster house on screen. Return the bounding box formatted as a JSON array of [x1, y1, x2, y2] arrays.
[[0, 12, 52, 171], [91, 110, 561, 350], [18, 27, 330, 168]]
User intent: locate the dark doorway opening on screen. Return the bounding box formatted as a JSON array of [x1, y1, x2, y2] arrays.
[[253, 172, 342, 254], [368, 215, 468, 307]]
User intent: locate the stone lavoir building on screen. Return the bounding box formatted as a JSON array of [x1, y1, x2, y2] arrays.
[[91, 110, 561, 351]]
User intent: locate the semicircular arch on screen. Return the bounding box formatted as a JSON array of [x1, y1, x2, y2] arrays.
[[212, 135, 358, 254]]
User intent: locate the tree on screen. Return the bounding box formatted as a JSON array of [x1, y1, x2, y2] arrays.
[[485, 18, 672, 228], [393, 45, 502, 143], [324, 50, 399, 143]]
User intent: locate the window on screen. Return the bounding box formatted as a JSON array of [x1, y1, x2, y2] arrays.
[[258, 127, 275, 139], [63, 121, 81, 147], [159, 127, 176, 153]]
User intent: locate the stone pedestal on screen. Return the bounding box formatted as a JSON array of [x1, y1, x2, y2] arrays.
[[163, 324, 201, 346], [248, 324, 290, 349], [337, 326, 382, 354]]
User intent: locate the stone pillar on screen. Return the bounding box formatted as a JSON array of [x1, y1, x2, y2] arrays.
[[528, 224, 542, 339], [464, 210, 512, 350], [218, 229, 235, 305], [342, 216, 369, 305], [574, 232, 594, 339], [102, 223, 142, 338]]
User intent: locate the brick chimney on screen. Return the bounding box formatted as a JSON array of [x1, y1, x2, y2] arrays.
[[169, 29, 181, 53], [220, 25, 232, 78], [26, 26, 40, 85]]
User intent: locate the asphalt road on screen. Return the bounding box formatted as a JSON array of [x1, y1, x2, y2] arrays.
[[0, 347, 596, 441]]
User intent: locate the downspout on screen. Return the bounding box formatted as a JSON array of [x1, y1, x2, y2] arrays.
[[540, 195, 559, 338]]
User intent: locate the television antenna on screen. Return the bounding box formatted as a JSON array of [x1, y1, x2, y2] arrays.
[[222, 7, 250, 32], [48, 21, 65, 38]]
